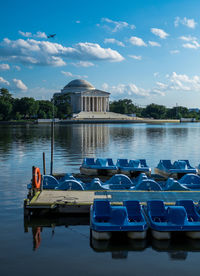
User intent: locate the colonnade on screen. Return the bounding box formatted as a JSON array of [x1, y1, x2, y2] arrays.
[[81, 96, 109, 112]]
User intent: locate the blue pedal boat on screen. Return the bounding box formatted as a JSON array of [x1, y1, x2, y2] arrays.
[[90, 199, 148, 240], [179, 174, 200, 190], [155, 160, 197, 179], [80, 158, 117, 176], [41, 174, 84, 190], [103, 174, 134, 190], [146, 200, 200, 240], [133, 173, 162, 191], [163, 178, 189, 191], [116, 159, 151, 176]]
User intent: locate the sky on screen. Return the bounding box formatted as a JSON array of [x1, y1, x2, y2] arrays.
[[1, 0, 200, 107]]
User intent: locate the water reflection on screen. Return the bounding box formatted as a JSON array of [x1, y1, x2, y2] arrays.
[[55, 124, 109, 154], [24, 215, 89, 251], [168, 127, 189, 138], [145, 127, 166, 141], [24, 216, 200, 260], [109, 126, 134, 142]]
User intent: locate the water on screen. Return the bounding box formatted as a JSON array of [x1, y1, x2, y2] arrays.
[[1, 122, 200, 276]]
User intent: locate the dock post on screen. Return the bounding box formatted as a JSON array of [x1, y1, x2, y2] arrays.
[[43, 152, 46, 175], [50, 120, 54, 175]]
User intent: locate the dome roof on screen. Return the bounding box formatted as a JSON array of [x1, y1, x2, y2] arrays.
[[64, 79, 95, 89]]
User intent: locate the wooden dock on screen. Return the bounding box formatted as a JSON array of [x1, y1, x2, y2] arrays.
[[24, 189, 200, 216]]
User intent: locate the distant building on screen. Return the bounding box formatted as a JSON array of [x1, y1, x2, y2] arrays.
[[54, 79, 110, 113], [189, 108, 200, 113]]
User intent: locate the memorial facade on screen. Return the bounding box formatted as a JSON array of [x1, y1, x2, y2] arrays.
[[54, 79, 110, 113]]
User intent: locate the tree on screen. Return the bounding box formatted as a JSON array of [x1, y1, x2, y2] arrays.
[[142, 103, 167, 119], [166, 106, 189, 119], [0, 99, 12, 120], [37, 100, 55, 118], [13, 97, 39, 119], [109, 99, 141, 116], [0, 88, 12, 101], [52, 94, 72, 118], [0, 88, 13, 120]]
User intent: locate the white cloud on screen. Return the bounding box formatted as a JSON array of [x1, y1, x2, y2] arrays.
[[0, 38, 124, 67], [75, 42, 124, 62], [179, 35, 197, 42], [129, 55, 142, 60], [151, 28, 169, 39], [71, 61, 94, 67], [61, 71, 88, 79], [170, 50, 180, 54], [19, 30, 47, 38], [35, 31, 47, 38], [179, 35, 200, 49], [0, 76, 27, 91], [175, 17, 197, 29], [0, 76, 10, 86], [153, 72, 159, 77], [0, 63, 10, 70], [75, 20, 80, 24], [182, 41, 200, 49], [12, 78, 28, 91], [106, 82, 163, 99], [19, 31, 32, 37], [129, 36, 147, 46], [102, 83, 109, 90], [154, 72, 200, 93], [104, 38, 125, 47], [149, 41, 161, 47], [100, 18, 135, 32], [13, 65, 21, 71]]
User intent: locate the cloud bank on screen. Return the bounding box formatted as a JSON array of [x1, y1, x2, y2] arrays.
[[0, 38, 124, 67]]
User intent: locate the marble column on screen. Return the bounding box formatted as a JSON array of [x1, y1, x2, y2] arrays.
[[92, 97, 94, 111], [89, 97, 91, 112], [84, 97, 86, 111], [81, 96, 83, 111]]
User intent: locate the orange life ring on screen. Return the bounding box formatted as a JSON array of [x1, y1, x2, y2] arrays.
[[33, 167, 41, 189]]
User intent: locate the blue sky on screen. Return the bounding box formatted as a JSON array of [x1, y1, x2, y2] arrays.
[[1, 0, 200, 107]]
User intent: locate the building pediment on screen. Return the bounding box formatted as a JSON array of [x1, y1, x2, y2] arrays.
[[81, 89, 110, 96]]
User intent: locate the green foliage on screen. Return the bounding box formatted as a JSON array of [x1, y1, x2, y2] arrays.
[[13, 97, 39, 119], [0, 99, 12, 120], [110, 99, 141, 116], [0, 88, 12, 100], [0, 88, 13, 120], [52, 94, 72, 118], [109, 99, 200, 120], [37, 100, 54, 118], [142, 103, 167, 119]]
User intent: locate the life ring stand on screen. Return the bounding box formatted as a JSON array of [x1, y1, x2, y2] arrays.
[[32, 166, 41, 189]]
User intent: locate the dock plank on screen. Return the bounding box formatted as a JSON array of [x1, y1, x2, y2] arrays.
[[31, 190, 111, 206], [31, 190, 200, 206]]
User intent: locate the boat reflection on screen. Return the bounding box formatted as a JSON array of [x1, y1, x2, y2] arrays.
[[24, 217, 200, 258], [24, 215, 89, 251]]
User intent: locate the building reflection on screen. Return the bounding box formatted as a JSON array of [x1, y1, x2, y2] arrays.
[[55, 124, 109, 155], [24, 216, 200, 258]]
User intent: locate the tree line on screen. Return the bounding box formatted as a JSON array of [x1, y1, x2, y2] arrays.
[[0, 88, 71, 121], [0, 88, 199, 121], [110, 99, 200, 120]]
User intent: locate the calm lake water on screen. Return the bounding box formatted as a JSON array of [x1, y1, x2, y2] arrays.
[[1, 122, 200, 276]]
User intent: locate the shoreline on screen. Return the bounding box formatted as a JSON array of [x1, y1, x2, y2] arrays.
[[0, 118, 182, 125], [0, 118, 198, 125]]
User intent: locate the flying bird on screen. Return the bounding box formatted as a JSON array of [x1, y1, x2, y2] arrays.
[[47, 34, 56, 38]]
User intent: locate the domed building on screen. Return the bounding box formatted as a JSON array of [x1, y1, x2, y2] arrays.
[[54, 79, 110, 114]]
